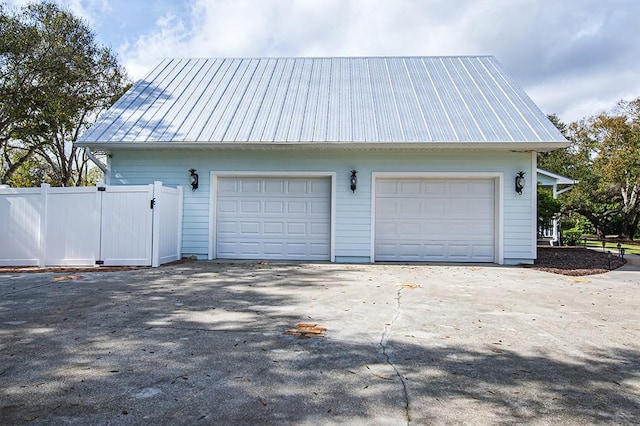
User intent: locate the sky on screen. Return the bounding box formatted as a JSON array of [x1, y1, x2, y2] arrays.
[[5, 0, 640, 123]]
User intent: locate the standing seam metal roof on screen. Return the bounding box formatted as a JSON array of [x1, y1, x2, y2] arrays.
[[78, 56, 567, 144]]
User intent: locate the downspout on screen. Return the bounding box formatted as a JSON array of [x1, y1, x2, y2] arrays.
[[84, 147, 111, 185]]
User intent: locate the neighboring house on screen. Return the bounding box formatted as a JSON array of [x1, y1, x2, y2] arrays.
[[537, 168, 577, 245], [76, 56, 568, 265]]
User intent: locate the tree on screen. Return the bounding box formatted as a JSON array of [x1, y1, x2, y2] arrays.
[[537, 185, 561, 237], [590, 99, 640, 239], [558, 118, 618, 239], [538, 114, 577, 178], [0, 2, 128, 186], [546, 101, 640, 240]]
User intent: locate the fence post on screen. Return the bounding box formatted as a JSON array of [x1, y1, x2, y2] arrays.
[[151, 181, 163, 267], [38, 183, 50, 266], [177, 186, 184, 261]]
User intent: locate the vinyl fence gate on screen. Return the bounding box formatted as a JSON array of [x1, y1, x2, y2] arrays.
[[0, 182, 183, 267]]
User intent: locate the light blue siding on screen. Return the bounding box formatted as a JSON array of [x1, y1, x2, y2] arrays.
[[109, 149, 534, 263]]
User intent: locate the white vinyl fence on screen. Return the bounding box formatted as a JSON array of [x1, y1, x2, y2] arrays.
[[0, 182, 183, 267]]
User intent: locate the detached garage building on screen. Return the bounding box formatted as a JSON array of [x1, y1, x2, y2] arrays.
[[77, 56, 568, 264]]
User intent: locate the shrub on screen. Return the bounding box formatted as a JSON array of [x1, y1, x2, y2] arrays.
[[562, 229, 583, 246]]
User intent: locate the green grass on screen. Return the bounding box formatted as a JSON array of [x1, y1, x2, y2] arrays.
[[583, 239, 640, 255]]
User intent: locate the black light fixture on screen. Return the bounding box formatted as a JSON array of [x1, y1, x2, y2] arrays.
[[350, 170, 358, 193], [189, 168, 199, 192], [515, 171, 525, 195]]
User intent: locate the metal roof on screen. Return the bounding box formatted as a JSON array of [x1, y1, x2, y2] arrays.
[[537, 168, 577, 185], [77, 56, 568, 147]]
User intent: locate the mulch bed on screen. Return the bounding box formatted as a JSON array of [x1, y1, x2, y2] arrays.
[[526, 246, 626, 276]]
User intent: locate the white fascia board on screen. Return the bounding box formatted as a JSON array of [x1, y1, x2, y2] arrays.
[[75, 141, 570, 151]]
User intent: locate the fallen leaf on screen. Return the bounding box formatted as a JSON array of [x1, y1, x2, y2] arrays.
[[398, 283, 420, 289], [259, 398, 267, 406], [284, 323, 327, 338]]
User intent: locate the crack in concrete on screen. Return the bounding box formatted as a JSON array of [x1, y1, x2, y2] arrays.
[[379, 287, 410, 425]]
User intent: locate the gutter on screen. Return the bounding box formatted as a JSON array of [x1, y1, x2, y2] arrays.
[[75, 141, 571, 152]]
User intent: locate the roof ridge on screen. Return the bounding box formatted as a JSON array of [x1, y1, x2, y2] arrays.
[[157, 55, 496, 61]]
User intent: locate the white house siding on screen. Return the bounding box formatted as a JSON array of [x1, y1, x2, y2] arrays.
[[108, 149, 534, 264]]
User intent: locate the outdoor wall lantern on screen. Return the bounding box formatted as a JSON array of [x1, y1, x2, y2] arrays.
[[189, 168, 199, 192], [515, 171, 525, 195], [350, 170, 358, 193]]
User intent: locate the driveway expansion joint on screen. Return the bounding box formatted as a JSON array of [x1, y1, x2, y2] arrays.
[[379, 286, 411, 425]]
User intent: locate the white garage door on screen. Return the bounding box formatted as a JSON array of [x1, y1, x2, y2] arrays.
[[216, 177, 331, 260], [375, 178, 495, 262]]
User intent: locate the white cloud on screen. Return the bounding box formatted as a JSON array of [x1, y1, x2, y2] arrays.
[[6, 0, 640, 123], [3, 0, 109, 24]]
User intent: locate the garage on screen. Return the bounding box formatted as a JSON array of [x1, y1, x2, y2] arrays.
[[374, 177, 496, 262], [215, 176, 332, 260]]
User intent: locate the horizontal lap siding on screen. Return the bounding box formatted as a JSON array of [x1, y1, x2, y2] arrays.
[[109, 149, 533, 262]]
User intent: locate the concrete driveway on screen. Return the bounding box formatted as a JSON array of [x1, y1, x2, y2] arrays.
[[1, 262, 638, 425]]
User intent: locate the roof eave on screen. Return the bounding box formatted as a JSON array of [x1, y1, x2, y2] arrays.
[[75, 140, 570, 152]]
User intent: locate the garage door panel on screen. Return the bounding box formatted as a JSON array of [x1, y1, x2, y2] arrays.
[[399, 244, 422, 257], [400, 200, 421, 215], [399, 181, 421, 194], [287, 222, 307, 235], [287, 201, 307, 213], [375, 178, 495, 262], [240, 179, 261, 193], [217, 221, 238, 234], [240, 242, 261, 255], [263, 222, 284, 234], [473, 245, 493, 257], [218, 180, 238, 192], [311, 201, 330, 214], [473, 222, 493, 234], [239, 222, 260, 234], [263, 242, 285, 255], [377, 201, 398, 216], [287, 180, 306, 193], [425, 203, 445, 217], [397, 222, 422, 236], [310, 180, 330, 192], [241, 200, 260, 213], [264, 180, 284, 193], [310, 222, 330, 235], [425, 181, 446, 194], [264, 201, 285, 213], [217, 177, 331, 260], [448, 244, 471, 257], [310, 243, 330, 255], [424, 244, 446, 256], [218, 201, 238, 213]]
